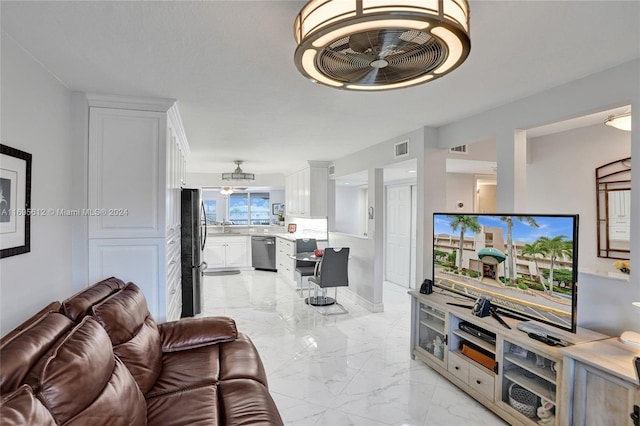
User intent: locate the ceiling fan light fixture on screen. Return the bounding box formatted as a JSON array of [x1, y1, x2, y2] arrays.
[[221, 161, 255, 182], [604, 112, 632, 131], [293, 0, 471, 91]]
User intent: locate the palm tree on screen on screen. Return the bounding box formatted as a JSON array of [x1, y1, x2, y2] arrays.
[[537, 235, 573, 295], [501, 216, 539, 285], [521, 241, 547, 292], [447, 215, 481, 271]]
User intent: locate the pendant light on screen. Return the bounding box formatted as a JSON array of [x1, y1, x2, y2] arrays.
[[221, 161, 255, 182], [604, 112, 632, 131], [293, 0, 471, 91]]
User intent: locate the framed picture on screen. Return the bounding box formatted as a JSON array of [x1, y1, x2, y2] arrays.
[[272, 203, 284, 215], [1, 144, 32, 258]]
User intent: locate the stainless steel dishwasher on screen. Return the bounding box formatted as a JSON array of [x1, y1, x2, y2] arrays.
[[251, 236, 276, 271]]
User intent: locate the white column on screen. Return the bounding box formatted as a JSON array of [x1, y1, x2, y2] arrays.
[[370, 167, 384, 307]]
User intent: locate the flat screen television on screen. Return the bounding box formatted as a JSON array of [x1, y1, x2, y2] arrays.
[[433, 213, 579, 333]]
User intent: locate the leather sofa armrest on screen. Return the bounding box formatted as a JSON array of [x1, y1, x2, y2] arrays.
[[158, 316, 238, 352]]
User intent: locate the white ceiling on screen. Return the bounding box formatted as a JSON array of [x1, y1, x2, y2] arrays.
[[2, 1, 639, 177]]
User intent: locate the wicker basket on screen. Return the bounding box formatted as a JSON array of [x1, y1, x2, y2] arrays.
[[508, 383, 537, 418]]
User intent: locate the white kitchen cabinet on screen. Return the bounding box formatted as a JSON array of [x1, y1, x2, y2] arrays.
[[204, 243, 226, 269], [276, 237, 296, 283], [285, 161, 329, 217], [86, 94, 188, 323], [205, 236, 251, 269]]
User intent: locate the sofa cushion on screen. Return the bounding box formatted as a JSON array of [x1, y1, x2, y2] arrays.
[[0, 385, 56, 426], [218, 379, 284, 426], [61, 277, 126, 322], [146, 385, 220, 426], [1, 302, 61, 342], [34, 317, 146, 425], [91, 282, 162, 394], [146, 344, 221, 398], [158, 316, 238, 352], [219, 333, 268, 387], [0, 311, 74, 394]]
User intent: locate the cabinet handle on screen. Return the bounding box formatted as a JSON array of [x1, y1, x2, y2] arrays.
[[454, 366, 459, 370], [171, 289, 176, 294], [476, 380, 482, 385]]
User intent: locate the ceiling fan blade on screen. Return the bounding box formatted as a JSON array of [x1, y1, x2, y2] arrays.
[[348, 30, 381, 54]]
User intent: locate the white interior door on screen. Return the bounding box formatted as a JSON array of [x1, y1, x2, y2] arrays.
[[410, 185, 417, 288], [385, 185, 411, 286]]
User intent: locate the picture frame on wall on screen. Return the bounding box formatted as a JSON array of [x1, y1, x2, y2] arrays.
[[0, 144, 32, 258], [272, 203, 284, 215]]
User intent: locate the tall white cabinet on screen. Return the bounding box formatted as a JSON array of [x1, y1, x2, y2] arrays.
[[285, 161, 330, 217], [86, 95, 188, 323]]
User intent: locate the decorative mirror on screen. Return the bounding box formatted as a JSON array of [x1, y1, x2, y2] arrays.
[[596, 157, 631, 259]]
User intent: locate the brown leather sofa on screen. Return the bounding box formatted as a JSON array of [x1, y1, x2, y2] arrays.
[[0, 277, 283, 425]]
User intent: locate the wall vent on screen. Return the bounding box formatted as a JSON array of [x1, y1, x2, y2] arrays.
[[449, 145, 468, 154], [328, 164, 335, 176], [394, 140, 409, 158]]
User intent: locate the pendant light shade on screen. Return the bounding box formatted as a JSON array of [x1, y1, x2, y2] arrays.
[[604, 112, 632, 131], [293, 0, 471, 91], [221, 161, 255, 182]]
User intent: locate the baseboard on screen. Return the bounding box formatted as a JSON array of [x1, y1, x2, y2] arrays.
[[341, 288, 384, 313]]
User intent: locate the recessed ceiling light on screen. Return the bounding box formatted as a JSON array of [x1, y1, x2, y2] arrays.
[[407, 170, 417, 173]]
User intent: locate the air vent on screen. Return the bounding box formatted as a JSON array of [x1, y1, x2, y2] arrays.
[[449, 145, 468, 154], [328, 165, 335, 176], [394, 140, 409, 158]]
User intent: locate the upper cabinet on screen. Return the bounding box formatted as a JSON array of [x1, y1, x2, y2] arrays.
[[87, 97, 187, 239], [285, 161, 330, 217]]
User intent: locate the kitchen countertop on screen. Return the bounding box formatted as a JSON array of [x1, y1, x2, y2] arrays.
[[206, 226, 326, 241]]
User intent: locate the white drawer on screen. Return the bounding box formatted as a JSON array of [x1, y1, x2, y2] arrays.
[[447, 352, 470, 383], [277, 237, 294, 252], [468, 364, 495, 401]]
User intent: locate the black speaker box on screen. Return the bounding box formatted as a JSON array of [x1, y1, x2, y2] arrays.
[[472, 297, 491, 317], [420, 279, 433, 295]]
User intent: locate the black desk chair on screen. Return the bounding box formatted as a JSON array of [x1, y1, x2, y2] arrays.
[[308, 247, 349, 315], [295, 238, 317, 289]]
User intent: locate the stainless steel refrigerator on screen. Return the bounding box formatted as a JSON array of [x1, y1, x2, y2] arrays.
[[180, 188, 207, 317]]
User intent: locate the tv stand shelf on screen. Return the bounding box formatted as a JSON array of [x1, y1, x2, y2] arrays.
[[409, 290, 609, 426]]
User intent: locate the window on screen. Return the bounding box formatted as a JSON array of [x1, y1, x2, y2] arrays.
[[227, 192, 270, 225], [250, 193, 270, 225], [203, 200, 217, 225], [229, 193, 248, 225]]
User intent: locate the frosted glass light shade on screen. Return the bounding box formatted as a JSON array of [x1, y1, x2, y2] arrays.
[[293, 0, 471, 91], [605, 112, 632, 131]]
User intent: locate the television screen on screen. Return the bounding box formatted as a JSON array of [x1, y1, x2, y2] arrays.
[[433, 213, 579, 332]]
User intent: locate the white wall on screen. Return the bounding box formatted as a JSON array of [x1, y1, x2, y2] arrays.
[[446, 173, 475, 212], [527, 123, 631, 274], [329, 128, 428, 311], [1, 36, 75, 336], [334, 185, 364, 235]]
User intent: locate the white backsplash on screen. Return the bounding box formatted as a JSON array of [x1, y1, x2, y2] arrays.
[[286, 217, 327, 237]]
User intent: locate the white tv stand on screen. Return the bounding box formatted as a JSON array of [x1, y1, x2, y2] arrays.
[[409, 290, 612, 426]]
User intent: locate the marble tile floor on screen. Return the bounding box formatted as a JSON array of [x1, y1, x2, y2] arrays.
[[202, 270, 508, 426]]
